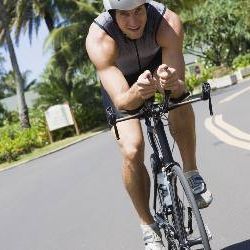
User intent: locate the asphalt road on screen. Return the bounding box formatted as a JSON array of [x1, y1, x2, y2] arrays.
[[0, 79, 250, 250]]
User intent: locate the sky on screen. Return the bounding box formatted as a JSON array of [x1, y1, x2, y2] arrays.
[[0, 21, 52, 82]]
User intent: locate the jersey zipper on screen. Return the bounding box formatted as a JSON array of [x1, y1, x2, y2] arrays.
[[133, 40, 142, 72]]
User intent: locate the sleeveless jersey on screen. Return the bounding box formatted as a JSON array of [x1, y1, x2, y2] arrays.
[[94, 1, 167, 85]]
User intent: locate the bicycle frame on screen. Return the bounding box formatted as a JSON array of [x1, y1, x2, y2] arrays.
[[145, 114, 178, 208], [146, 116, 175, 167], [145, 114, 183, 241]]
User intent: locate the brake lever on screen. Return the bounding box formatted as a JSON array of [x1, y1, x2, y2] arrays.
[[106, 106, 120, 140], [202, 82, 213, 116], [202, 82, 211, 100], [114, 124, 120, 140]]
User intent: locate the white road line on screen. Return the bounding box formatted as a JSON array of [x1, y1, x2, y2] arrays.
[[205, 116, 250, 151], [219, 86, 250, 104], [214, 114, 250, 141]]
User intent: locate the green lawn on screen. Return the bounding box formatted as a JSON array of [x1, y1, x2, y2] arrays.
[[0, 125, 108, 172]]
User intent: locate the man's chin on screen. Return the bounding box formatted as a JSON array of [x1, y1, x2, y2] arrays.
[[126, 32, 143, 40]]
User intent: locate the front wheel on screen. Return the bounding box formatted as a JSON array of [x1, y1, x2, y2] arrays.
[[169, 165, 211, 250]]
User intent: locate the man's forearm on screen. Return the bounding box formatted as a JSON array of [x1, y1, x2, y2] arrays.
[[115, 84, 144, 111]]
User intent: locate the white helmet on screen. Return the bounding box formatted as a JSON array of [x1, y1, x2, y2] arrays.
[[103, 0, 151, 11]]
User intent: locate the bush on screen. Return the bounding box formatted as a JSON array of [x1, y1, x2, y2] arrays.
[[35, 62, 106, 134], [0, 103, 7, 126], [212, 66, 233, 78], [0, 109, 49, 163], [182, 0, 250, 67], [186, 65, 213, 92], [0, 105, 20, 127], [232, 54, 250, 69], [72, 102, 106, 132], [1, 111, 19, 126]]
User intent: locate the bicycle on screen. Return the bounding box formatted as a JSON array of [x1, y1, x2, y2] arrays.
[[107, 82, 214, 250]]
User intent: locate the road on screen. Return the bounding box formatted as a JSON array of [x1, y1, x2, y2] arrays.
[[0, 79, 250, 250]]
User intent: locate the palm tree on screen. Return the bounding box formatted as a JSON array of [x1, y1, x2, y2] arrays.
[[12, 0, 98, 89], [1, 70, 36, 97], [13, 1, 84, 89], [0, 52, 5, 75], [29, 0, 97, 109], [44, 1, 97, 74], [14, 0, 59, 44], [0, 0, 30, 128]]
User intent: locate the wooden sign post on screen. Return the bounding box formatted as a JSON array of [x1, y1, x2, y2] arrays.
[[45, 103, 79, 143]]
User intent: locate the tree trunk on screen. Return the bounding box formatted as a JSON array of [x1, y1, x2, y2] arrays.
[[0, 0, 30, 128]]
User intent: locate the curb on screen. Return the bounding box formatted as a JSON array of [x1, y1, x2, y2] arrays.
[[192, 76, 250, 96]]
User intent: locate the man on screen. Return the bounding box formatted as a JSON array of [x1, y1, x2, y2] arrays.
[[86, 1, 213, 249]]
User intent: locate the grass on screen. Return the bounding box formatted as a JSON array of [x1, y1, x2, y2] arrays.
[[0, 124, 108, 172]]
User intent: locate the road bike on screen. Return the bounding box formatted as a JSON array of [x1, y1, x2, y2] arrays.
[[107, 83, 213, 250]]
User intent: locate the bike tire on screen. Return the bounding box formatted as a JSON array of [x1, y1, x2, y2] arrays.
[[169, 165, 211, 250]]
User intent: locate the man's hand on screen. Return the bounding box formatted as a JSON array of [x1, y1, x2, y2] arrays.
[[155, 64, 184, 93], [134, 70, 157, 100]]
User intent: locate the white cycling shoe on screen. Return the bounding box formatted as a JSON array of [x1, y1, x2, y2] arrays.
[[185, 171, 213, 209], [141, 224, 165, 250]]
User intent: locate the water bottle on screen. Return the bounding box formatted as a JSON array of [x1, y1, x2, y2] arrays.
[[157, 171, 172, 206]]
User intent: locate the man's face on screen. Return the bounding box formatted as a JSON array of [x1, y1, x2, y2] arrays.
[[115, 5, 147, 40]]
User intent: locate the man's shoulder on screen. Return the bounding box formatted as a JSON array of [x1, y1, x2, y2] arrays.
[[86, 23, 117, 69], [87, 22, 108, 41], [156, 9, 183, 47], [162, 9, 182, 30]]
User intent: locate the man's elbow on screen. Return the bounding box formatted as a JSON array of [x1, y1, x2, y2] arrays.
[[114, 97, 139, 111], [113, 96, 125, 111]]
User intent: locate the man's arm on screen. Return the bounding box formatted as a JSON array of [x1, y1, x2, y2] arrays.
[[156, 9, 186, 97], [156, 10, 197, 172], [86, 23, 155, 110]]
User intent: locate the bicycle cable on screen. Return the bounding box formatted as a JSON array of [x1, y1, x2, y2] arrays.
[[161, 113, 176, 154]]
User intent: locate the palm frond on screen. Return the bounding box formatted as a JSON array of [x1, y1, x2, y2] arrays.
[[24, 79, 37, 91], [0, 28, 6, 44], [43, 22, 81, 52], [73, 0, 98, 15], [34, 15, 41, 36], [14, 0, 34, 44]]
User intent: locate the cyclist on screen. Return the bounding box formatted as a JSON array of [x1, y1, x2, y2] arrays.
[[86, 0, 213, 249]]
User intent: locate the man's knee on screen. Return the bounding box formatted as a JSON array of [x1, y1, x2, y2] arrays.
[[122, 142, 144, 166], [114, 118, 145, 167]]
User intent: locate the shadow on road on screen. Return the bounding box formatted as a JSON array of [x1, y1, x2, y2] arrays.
[[222, 239, 250, 250]]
